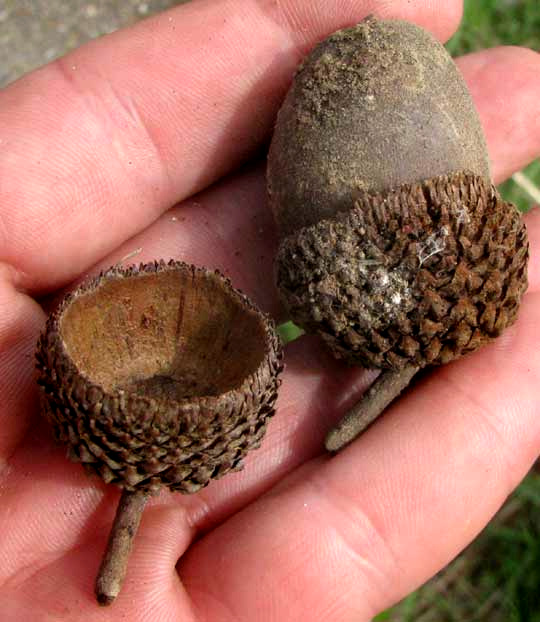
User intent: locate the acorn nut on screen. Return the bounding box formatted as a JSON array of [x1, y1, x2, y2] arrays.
[[36, 260, 283, 605], [267, 16, 528, 451]]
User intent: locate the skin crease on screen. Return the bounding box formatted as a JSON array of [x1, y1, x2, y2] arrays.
[[0, 0, 539, 620]]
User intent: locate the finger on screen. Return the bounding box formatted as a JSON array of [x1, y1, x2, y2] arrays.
[[0, 0, 462, 292], [0, 281, 44, 473], [178, 292, 540, 622], [457, 46, 540, 184], [0, 490, 196, 620], [0, 395, 198, 620], [81, 163, 282, 318]]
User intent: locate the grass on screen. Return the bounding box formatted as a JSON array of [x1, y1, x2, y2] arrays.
[[446, 0, 540, 55], [277, 321, 305, 343], [446, 0, 540, 213], [377, 6, 540, 620], [501, 161, 540, 213]]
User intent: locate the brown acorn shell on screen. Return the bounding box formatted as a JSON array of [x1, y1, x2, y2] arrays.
[[268, 16, 491, 237], [276, 172, 528, 370], [36, 260, 283, 494]]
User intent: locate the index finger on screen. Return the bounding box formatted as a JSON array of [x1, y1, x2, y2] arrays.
[[0, 0, 462, 293]]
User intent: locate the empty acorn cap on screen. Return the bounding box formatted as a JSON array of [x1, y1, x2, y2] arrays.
[[36, 259, 283, 495], [35, 260, 283, 605]]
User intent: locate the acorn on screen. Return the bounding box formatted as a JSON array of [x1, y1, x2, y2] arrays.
[[35, 259, 283, 605], [267, 16, 528, 451]]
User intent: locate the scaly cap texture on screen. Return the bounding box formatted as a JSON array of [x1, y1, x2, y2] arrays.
[[276, 172, 528, 370], [36, 260, 283, 494]]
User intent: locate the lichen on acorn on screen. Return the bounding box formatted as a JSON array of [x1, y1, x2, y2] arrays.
[[267, 16, 528, 451], [35, 259, 283, 605]]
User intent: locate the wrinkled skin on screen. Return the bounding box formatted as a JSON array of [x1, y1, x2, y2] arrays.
[[0, 1, 539, 620]]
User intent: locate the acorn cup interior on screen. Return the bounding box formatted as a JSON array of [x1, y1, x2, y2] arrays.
[[60, 265, 268, 401]]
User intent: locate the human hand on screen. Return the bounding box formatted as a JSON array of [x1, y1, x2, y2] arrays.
[[1, 1, 539, 620]]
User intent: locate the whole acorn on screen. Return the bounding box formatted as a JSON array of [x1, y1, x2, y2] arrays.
[[267, 16, 528, 451], [35, 260, 283, 605]]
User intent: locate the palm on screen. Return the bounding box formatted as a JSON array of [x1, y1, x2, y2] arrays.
[[1, 1, 539, 620]]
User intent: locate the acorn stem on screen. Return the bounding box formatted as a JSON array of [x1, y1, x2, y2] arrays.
[[95, 489, 149, 606], [325, 365, 419, 452]]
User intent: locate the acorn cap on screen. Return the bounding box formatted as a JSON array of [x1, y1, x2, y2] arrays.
[[277, 172, 528, 370], [36, 260, 283, 495]]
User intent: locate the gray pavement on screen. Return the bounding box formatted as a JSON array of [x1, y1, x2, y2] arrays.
[[1, 0, 189, 87]]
